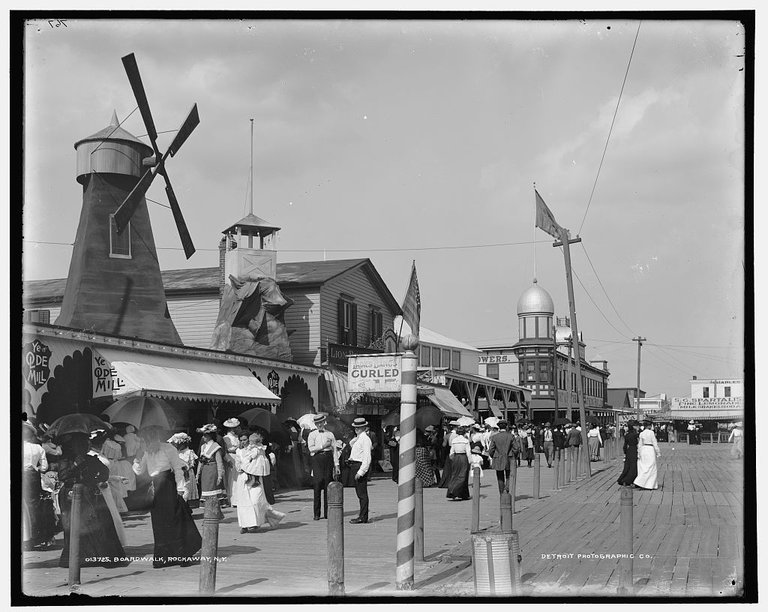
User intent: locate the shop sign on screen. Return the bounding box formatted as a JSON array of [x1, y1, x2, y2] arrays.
[[23, 339, 52, 391], [328, 342, 382, 371], [672, 397, 744, 411], [348, 354, 402, 393], [267, 370, 280, 395], [92, 352, 127, 398], [478, 355, 514, 364]]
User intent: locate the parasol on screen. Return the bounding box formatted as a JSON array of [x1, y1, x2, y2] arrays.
[[483, 416, 499, 428], [381, 410, 400, 428], [415, 405, 444, 430], [102, 396, 172, 430], [297, 413, 319, 431], [46, 413, 113, 441], [238, 406, 291, 446]]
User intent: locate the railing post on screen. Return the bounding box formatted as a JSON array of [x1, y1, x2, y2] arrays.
[[199, 495, 223, 594], [68, 483, 84, 591], [327, 481, 345, 595], [500, 492, 513, 533], [554, 450, 560, 490], [618, 486, 634, 595], [414, 477, 424, 562], [471, 466, 481, 533], [533, 452, 540, 499]]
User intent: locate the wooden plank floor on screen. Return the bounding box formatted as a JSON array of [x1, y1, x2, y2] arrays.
[[20, 442, 745, 598]]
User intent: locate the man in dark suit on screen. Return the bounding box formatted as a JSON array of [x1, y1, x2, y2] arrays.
[[488, 421, 520, 493], [567, 422, 582, 448]]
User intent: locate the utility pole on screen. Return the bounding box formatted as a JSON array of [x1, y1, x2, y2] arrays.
[[552, 331, 560, 421], [566, 333, 573, 423], [633, 336, 646, 421]]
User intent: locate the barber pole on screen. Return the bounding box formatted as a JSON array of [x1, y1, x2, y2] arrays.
[[396, 335, 419, 590]]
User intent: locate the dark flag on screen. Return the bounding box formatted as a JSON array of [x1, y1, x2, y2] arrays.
[[535, 189, 565, 239], [401, 261, 421, 338]]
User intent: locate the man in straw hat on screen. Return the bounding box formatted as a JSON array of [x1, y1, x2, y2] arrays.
[[348, 417, 373, 524], [306, 413, 339, 520]]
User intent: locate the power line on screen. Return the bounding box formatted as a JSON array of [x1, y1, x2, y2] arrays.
[[578, 21, 642, 236]]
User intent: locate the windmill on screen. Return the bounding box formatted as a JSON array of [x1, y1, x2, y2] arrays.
[[55, 54, 200, 344], [113, 53, 199, 259]]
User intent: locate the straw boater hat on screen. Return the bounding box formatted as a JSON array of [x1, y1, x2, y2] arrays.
[[223, 418, 240, 429], [313, 414, 327, 426], [197, 423, 218, 435], [352, 417, 368, 429], [167, 432, 191, 444], [424, 425, 436, 433]]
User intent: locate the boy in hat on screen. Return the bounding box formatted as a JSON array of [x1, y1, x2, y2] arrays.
[[306, 413, 339, 520], [348, 417, 373, 524]]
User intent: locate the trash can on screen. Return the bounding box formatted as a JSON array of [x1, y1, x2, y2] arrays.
[[471, 531, 522, 596]]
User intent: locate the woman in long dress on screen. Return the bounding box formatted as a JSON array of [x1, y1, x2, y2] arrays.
[[415, 429, 436, 487], [88, 432, 127, 546], [729, 424, 744, 459], [95, 431, 129, 514], [56, 432, 128, 568], [235, 433, 285, 532], [22, 422, 57, 550], [168, 432, 199, 508], [634, 421, 661, 490], [446, 426, 472, 500], [587, 423, 603, 462], [196, 424, 226, 502], [133, 427, 202, 568], [617, 420, 640, 486], [438, 423, 457, 488]]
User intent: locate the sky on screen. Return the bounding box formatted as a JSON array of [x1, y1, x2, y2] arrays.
[[19, 13, 751, 399]]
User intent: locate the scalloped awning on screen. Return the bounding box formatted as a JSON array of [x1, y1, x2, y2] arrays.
[[95, 348, 279, 405]]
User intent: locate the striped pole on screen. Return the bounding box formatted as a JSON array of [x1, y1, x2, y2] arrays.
[[396, 336, 419, 590]]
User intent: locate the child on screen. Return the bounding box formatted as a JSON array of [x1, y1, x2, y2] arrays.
[[468, 445, 484, 483]]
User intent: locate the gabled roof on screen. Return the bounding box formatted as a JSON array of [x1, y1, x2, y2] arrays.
[[23, 258, 402, 314]]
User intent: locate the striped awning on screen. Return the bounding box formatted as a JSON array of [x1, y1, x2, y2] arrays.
[[322, 367, 351, 411], [94, 348, 279, 405], [427, 386, 474, 419]]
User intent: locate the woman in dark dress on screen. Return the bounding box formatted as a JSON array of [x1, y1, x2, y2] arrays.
[[56, 432, 128, 568], [133, 427, 202, 568], [415, 429, 436, 487], [446, 427, 471, 500], [617, 420, 640, 486], [385, 426, 400, 483]]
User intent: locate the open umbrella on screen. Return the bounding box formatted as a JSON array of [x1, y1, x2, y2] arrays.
[[238, 407, 291, 446], [456, 416, 476, 427], [381, 410, 400, 428], [46, 413, 113, 441], [415, 405, 444, 431], [553, 417, 572, 426], [102, 396, 172, 430], [297, 413, 319, 431], [483, 416, 499, 428]]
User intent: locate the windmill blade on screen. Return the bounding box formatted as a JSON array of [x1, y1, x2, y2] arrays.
[[167, 104, 200, 158], [122, 53, 158, 149], [114, 167, 158, 233], [161, 173, 196, 259]]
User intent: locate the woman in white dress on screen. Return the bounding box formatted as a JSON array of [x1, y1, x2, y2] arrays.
[[168, 432, 199, 507], [634, 421, 661, 490], [234, 432, 285, 533]]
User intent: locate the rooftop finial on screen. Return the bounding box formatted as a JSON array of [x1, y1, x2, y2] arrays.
[[110, 110, 119, 126], [533, 277, 538, 284]]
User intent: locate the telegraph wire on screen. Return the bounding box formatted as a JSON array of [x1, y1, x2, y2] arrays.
[[578, 21, 642, 236]]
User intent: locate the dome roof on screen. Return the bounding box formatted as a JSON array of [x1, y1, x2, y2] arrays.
[[517, 279, 554, 315], [74, 110, 152, 154], [555, 325, 572, 344]]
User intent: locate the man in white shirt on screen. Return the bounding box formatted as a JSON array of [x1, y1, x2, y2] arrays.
[[307, 414, 339, 520], [542, 422, 554, 468], [348, 417, 373, 524]]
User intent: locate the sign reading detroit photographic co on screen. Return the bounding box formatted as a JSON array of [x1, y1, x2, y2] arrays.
[[347, 354, 402, 393]]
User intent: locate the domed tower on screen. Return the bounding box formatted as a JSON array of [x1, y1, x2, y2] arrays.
[[55, 111, 182, 344]]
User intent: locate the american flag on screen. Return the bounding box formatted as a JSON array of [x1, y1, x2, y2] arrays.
[[401, 261, 421, 338]]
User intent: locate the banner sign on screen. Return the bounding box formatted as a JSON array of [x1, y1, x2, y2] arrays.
[[92, 351, 127, 398], [348, 354, 402, 393], [23, 339, 52, 391], [328, 342, 382, 371], [672, 397, 743, 411]]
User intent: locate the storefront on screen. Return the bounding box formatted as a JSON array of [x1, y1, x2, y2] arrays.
[[22, 323, 322, 434]]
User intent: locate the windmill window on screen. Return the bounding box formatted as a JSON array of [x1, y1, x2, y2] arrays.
[[109, 214, 132, 259]]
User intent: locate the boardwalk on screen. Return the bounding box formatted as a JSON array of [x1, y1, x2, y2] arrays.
[[20, 442, 744, 599]]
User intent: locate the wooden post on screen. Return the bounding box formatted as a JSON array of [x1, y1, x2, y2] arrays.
[[414, 477, 424, 562], [500, 492, 513, 533], [509, 460, 517, 518], [198, 496, 223, 594], [554, 450, 560, 490], [327, 481, 345, 595], [68, 483, 84, 591], [561, 447, 567, 484], [618, 486, 634, 595], [570, 446, 577, 482], [533, 452, 540, 499], [471, 466, 481, 533], [577, 445, 583, 477]]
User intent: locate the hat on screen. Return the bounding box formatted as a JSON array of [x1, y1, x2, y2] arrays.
[[545, 422, 551, 427], [471, 424, 481, 430], [471, 445, 483, 454], [125, 425, 136, 433], [167, 432, 191, 444], [197, 423, 218, 435], [448, 420, 460, 426], [223, 418, 240, 429], [22, 420, 37, 437], [313, 414, 327, 426], [424, 425, 436, 433], [497, 420, 508, 428], [352, 417, 368, 429], [89, 428, 106, 440]]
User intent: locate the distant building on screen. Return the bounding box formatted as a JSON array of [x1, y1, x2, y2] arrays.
[[669, 377, 743, 423]]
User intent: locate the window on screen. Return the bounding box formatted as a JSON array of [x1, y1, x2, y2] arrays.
[[24, 309, 50, 324], [526, 361, 536, 382], [519, 319, 525, 339], [369, 308, 383, 344], [703, 387, 710, 398], [442, 349, 451, 369], [421, 345, 431, 367], [109, 214, 131, 258], [432, 347, 441, 367], [487, 363, 499, 380], [539, 361, 550, 383], [724, 386, 731, 397], [452, 350, 461, 371], [337, 297, 358, 345]]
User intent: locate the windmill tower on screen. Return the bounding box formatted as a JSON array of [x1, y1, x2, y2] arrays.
[[55, 54, 199, 345]]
